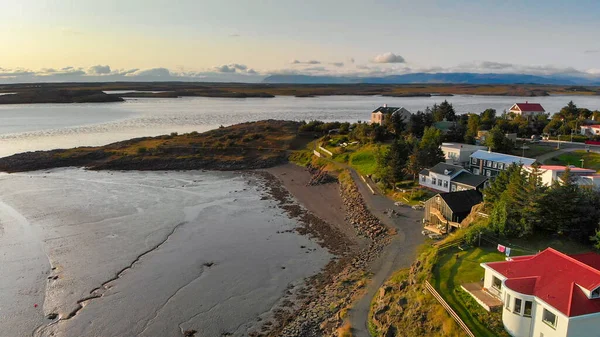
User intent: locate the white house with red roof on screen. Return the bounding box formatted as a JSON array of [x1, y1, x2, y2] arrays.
[[523, 165, 600, 189], [480, 248, 600, 337], [509, 102, 546, 119], [580, 125, 600, 137]]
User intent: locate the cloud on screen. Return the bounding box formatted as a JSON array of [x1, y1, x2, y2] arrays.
[[128, 68, 171, 77], [452, 61, 586, 76], [88, 65, 111, 75], [586, 68, 600, 75], [214, 64, 250, 73], [229, 34, 241, 37], [290, 59, 321, 65], [584, 49, 600, 54], [0, 68, 35, 78], [349, 58, 355, 64], [331, 62, 344, 67], [372, 52, 405, 63]]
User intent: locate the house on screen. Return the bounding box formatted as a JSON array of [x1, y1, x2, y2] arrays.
[[419, 162, 488, 192], [423, 190, 482, 233], [441, 143, 487, 167], [370, 105, 411, 126], [469, 150, 536, 177], [580, 125, 600, 137], [477, 248, 600, 337], [509, 102, 546, 119], [523, 165, 600, 189]]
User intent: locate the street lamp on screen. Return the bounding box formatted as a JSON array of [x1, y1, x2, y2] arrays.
[[580, 159, 585, 168]]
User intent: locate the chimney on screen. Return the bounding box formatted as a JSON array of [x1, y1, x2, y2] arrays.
[[383, 103, 387, 108], [526, 101, 528, 104], [488, 147, 491, 153]]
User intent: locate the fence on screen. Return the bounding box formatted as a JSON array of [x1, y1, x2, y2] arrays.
[[424, 280, 476, 337]]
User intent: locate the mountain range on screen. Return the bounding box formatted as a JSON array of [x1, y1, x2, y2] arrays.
[[262, 72, 600, 85]]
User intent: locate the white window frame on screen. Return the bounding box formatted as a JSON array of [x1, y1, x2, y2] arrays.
[[513, 298, 522, 314], [432, 177, 437, 185], [443, 180, 448, 188], [524, 300, 533, 317]]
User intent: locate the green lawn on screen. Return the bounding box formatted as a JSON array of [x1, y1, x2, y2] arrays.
[[348, 145, 381, 176], [544, 150, 600, 171], [432, 246, 510, 337], [511, 142, 557, 158]]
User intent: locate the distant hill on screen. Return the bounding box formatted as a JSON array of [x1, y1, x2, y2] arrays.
[[263, 72, 600, 85]]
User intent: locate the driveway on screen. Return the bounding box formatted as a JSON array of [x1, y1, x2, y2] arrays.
[[345, 170, 424, 337]]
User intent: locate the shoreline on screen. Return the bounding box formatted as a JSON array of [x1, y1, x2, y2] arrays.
[[252, 164, 391, 336]]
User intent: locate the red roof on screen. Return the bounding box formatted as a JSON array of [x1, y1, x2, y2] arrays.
[[484, 248, 600, 317], [584, 125, 600, 129], [513, 103, 545, 112]]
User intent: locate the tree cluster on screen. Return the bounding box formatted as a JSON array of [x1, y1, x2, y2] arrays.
[[484, 164, 600, 245]]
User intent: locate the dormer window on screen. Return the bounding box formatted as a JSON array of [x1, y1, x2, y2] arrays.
[[592, 287, 600, 299]]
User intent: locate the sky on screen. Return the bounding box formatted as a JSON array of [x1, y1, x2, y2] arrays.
[[1, 0, 599, 83]]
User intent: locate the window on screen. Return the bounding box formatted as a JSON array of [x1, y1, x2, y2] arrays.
[[473, 168, 480, 175], [421, 175, 426, 182], [514, 298, 522, 314], [432, 178, 437, 185], [524, 301, 533, 317], [498, 163, 504, 170], [486, 170, 492, 177], [493, 162, 498, 169], [592, 287, 600, 298], [492, 276, 502, 291], [505, 294, 511, 310], [486, 160, 492, 167], [443, 180, 448, 188], [542, 308, 557, 328], [471, 157, 477, 164], [438, 179, 442, 186], [451, 185, 456, 192]]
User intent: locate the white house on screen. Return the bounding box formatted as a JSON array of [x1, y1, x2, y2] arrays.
[[469, 150, 536, 177], [580, 125, 600, 137], [419, 163, 467, 192], [509, 102, 546, 119], [523, 165, 600, 189], [441, 143, 487, 167], [479, 248, 600, 337], [370, 105, 411, 126]]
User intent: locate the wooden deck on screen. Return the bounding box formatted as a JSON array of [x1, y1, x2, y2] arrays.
[[461, 282, 503, 312]]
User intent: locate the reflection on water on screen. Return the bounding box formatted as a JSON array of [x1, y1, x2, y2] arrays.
[[0, 95, 599, 157]]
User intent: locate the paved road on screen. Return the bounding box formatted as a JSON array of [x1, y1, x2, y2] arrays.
[[345, 170, 424, 337]]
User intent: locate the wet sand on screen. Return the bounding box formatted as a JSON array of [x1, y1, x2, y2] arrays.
[[0, 169, 336, 337]]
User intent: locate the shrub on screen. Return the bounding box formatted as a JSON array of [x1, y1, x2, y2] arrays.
[[137, 147, 147, 154]]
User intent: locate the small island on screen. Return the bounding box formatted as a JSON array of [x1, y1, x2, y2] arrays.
[[0, 89, 124, 104]]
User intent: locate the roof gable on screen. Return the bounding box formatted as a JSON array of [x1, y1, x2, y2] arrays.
[[514, 102, 545, 112], [485, 248, 600, 317]]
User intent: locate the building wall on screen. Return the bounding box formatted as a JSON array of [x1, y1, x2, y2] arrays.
[[530, 298, 569, 337], [450, 182, 476, 192], [502, 287, 536, 337], [469, 157, 504, 177], [423, 195, 454, 225], [419, 172, 451, 192], [371, 112, 384, 125], [567, 312, 600, 337]]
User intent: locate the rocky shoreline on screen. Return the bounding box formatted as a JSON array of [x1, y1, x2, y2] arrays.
[[250, 167, 390, 337]]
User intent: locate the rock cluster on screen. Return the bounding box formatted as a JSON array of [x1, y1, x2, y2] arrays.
[[340, 178, 387, 239], [306, 164, 337, 186]]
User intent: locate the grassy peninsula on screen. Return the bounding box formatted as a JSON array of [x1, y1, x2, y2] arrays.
[[0, 120, 313, 172], [0, 89, 124, 104]]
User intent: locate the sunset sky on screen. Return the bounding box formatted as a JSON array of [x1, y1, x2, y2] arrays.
[[1, 0, 599, 82]]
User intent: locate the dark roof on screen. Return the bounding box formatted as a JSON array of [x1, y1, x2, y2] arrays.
[[373, 106, 401, 114], [419, 169, 430, 176], [429, 162, 464, 176], [437, 190, 483, 214], [451, 172, 488, 188]]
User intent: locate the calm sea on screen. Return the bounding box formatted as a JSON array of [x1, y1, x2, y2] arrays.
[[0, 95, 599, 157]]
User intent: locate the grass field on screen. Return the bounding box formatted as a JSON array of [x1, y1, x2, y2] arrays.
[[544, 150, 600, 171], [432, 246, 509, 337], [511, 142, 557, 158]]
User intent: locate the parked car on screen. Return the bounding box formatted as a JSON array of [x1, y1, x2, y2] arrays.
[[421, 229, 433, 236], [412, 204, 424, 210], [394, 201, 405, 207]]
